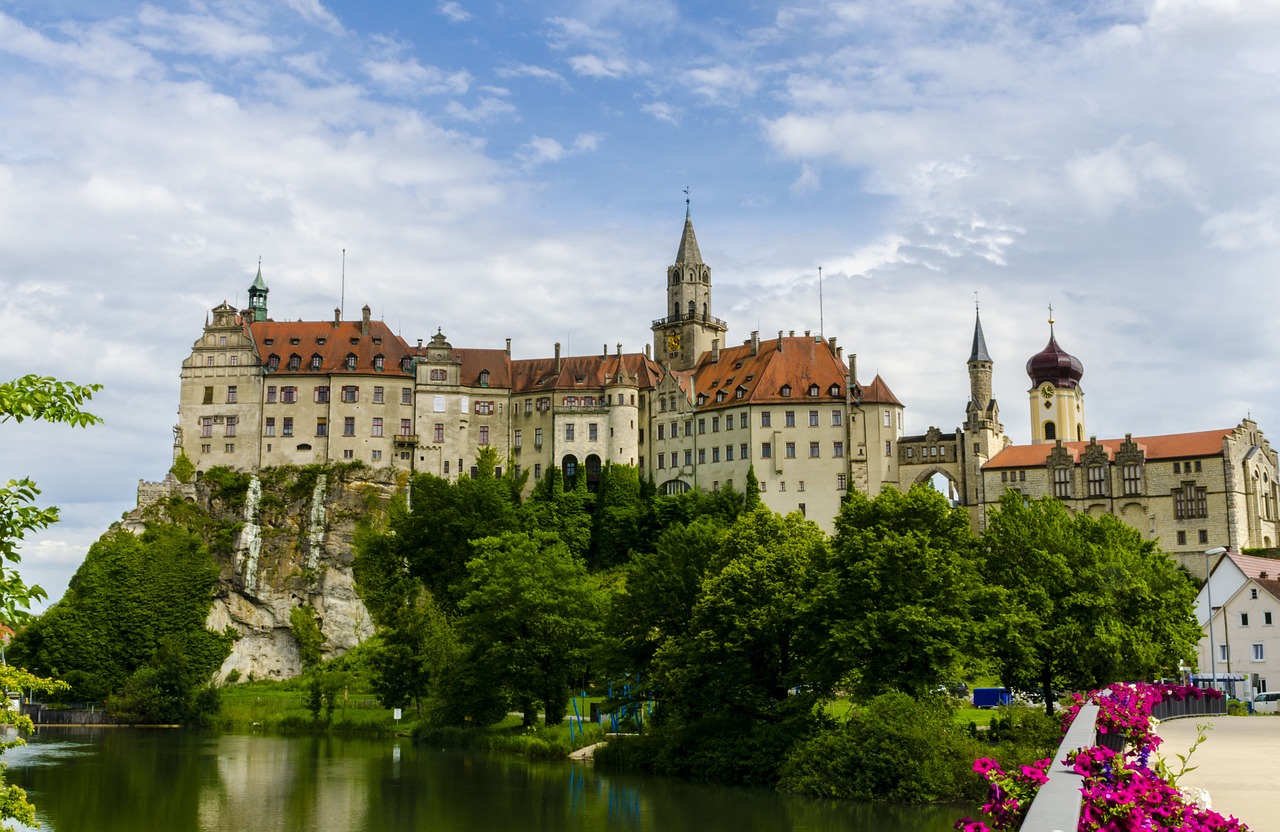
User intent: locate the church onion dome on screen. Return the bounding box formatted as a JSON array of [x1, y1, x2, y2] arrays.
[[1026, 327, 1083, 389]]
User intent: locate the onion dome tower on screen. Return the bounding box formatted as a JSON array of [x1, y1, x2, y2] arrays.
[[1026, 310, 1084, 444]]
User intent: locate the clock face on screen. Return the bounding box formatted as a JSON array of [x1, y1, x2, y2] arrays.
[[1040, 383, 1054, 398], [667, 333, 682, 352]]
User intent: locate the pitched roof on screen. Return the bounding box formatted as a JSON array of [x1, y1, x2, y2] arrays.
[[690, 335, 848, 410], [970, 310, 991, 363], [984, 428, 1234, 470], [860, 373, 903, 406], [454, 349, 513, 389], [1222, 551, 1280, 582], [509, 352, 662, 395], [674, 214, 704, 265], [249, 318, 414, 377]]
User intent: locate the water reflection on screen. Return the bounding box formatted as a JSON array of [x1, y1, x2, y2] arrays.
[[5, 729, 969, 832]]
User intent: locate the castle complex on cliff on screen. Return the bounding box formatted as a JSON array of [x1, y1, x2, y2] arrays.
[[172, 209, 1280, 570]]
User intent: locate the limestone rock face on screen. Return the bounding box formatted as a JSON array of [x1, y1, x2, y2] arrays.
[[132, 464, 403, 682]]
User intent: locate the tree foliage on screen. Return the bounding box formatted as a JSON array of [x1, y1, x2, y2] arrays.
[[289, 604, 325, 669], [980, 492, 1201, 712]]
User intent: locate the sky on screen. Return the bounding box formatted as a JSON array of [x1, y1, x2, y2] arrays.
[[5, 0, 1280, 606]]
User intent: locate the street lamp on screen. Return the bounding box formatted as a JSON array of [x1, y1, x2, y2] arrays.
[[1205, 547, 1227, 692]]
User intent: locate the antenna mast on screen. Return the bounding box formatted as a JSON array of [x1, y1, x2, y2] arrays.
[[818, 266, 824, 339], [341, 249, 346, 320]]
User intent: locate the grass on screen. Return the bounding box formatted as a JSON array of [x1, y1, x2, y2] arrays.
[[214, 679, 408, 735]]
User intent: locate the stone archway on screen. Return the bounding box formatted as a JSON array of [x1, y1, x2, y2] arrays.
[[660, 478, 691, 495], [914, 466, 962, 506]]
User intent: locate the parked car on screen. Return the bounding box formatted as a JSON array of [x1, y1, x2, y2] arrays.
[[1253, 691, 1280, 714]]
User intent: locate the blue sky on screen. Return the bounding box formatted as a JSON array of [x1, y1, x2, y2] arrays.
[[5, 0, 1280, 605]]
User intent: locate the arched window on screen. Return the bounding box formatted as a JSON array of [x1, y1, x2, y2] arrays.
[[1044, 421, 1057, 440], [687, 301, 695, 318], [1077, 424, 1084, 441], [479, 370, 490, 388], [673, 303, 680, 319]]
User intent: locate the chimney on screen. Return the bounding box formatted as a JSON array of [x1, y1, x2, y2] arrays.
[[837, 346, 843, 360], [849, 353, 858, 386], [711, 339, 720, 363], [333, 307, 341, 328], [828, 336, 838, 356], [616, 342, 622, 357], [361, 304, 371, 336], [804, 329, 811, 337], [788, 329, 795, 337], [603, 343, 608, 358], [778, 330, 784, 351], [751, 330, 759, 356], [505, 338, 511, 355], [417, 338, 423, 349], [644, 343, 651, 359], [554, 342, 561, 373]]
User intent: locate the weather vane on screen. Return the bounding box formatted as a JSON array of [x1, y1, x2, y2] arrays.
[[683, 186, 690, 216]]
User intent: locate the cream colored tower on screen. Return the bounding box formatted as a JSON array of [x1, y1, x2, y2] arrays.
[[652, 206, 727, 371], [1026, 316, 1085, 444]]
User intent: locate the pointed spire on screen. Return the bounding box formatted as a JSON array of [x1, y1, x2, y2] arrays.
[[969, 307, 991, 363], [674, 211, 704, 266], [251, 259, 268, 292]]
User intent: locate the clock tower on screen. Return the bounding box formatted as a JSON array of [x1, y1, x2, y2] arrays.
[[1026, 314, 1085, 444], [652, 204, 727, 371]]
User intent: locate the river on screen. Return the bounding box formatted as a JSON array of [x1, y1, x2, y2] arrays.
[[4, 728, 969, 831]]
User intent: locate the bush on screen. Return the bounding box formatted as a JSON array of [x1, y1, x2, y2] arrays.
[[779, 693, 986, 802]]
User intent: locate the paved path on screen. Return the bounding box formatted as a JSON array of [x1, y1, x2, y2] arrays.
[[1157, 715, 1280, 831]]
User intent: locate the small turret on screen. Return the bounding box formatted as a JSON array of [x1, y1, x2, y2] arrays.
[[247, 264, 269, 323]]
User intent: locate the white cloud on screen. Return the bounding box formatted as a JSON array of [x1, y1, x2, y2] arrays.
[[790, 163, 820, 196], [641, 101, 679, 123], [363, 58, 471, 95], [496, 63, 567, 86], [439, 2, 472, 23], [516, 132, 602, 168], [567, 53, 641, 79]]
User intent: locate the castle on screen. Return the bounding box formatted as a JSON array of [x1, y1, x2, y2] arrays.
[[173, 209, 1280, 567]]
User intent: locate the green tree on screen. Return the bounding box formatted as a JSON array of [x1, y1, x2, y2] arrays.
[[980, 492, 1201, 713], [290, 604, 325, 669], [169, 450, 196, 484], [368, 590, 457, 714], [520, 466, 594, 561], [455, 531, 604, 727], [824, 485, 989, 697], [591, 463, 647, 569]]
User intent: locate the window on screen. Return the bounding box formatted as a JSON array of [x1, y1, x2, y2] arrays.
[[837, 474, 847, 491], [1254, 643, 1266, 662], [740, 443, 748, 459], [685, 420, 693, 436], [698, 418, 706, 435], [266, 386, 277, 404], [373, 355, 384, 372], [225, 443, 235, 452], [434, 423, 444, 442], [658, 425, 665, 440], [474, 401, 494, 415], [479, 426, 489, 445], [315, 418, 327, 436], [282, 417, 294, 437], [537, 397, 550, 412], [372, 418, 383, 437], [201, 444, 210, 453], [402, 388, 412, 404], [885, 441, 892, 457], [808, 384, 819, 397], [225, 417, 237, 437], [725, 445, 734, 461], [565, 424, 575, 441], [433, 395, 445, 413], [1087, 465, 1105, 497], [430, 368, 447, 382], [1122, 464, 1141, 495], [203, 386, 214, 404], [798, 480, 805, 492], [833, 441, 844, 458], [1253, 588, 1260, 599], [726, 414, 734, 430], [809, 441, 820, 458], [206, 356, 214, 367], [785, 442, 796, 458], [657, 455, 666, 469], [712, 416, 720, 433], [265, 417, 275, 437], [1174, 484, 1209, 519], [1177, 531, 1187, 545], [1242, 613, 1250, 627], [832, 410, 843, 427], [345, 353, 357, 371], [288, 354, 301, 371], [779, 481, 786, 491], [514, 429, 523, 449], [226, 386, 237, 404], [342, 386, 358, 403], [314, 386, 330, 403], [534, 463, 542, 480], [535, 428, 543, 448], [785, 411, 796, 427], [1267, 611, 1274, 626], [761, 442, 772, 459], [1219, 644, 1229, 662], [372, 450, 382, 461], [698, 449, 706, 464], [809, 410, 819, 427], [344, 417, 355, 436], [883, 410, 891, 427], [310, 354, 322, 371], [373, 386, 384, 403], [1199, 529, 1209, 544], [282, 386, 297, 404], [589, 423, 598, 441], [267, 354, 279, 371], [400, 419, 411, 436], [780, 384, 791, 397], [1053, 467, 1071, 498], [761, 411, 771, 428]]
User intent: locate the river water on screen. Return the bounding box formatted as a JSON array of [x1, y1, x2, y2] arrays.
[[5, 728, 969, 832]]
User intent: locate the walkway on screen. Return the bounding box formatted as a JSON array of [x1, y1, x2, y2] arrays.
[[1158, 715, 1280, 832]]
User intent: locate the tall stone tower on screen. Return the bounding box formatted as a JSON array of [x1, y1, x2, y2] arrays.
[[652, 206, 727, 371], [248, 264, 269, 323], [963, 308, 1006, 522], [1026, 315, 1085, 444]]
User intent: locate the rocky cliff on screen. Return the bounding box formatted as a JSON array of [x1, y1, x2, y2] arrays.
[[132, 464, 404, 681]]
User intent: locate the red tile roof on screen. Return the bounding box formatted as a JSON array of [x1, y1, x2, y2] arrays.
[[509, 352, 663, 394], [984, 428, 1234, 470], [1224, 552, 1280, 582], [249, 319, 414, 377], [860, 374, 902, 406], [691, 336, 849, 410]]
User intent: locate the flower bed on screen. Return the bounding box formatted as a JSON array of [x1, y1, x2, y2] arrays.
[[957, 683, 1246, 831]]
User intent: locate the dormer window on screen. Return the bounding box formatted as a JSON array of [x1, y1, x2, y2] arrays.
[[829, 384, 841, 396], [697, 393, 708, 406], [350, 338, 360, 345], [373, 355, 385, 372], [716, 391, 726, 402], [264, 338, 275, 346], [287, 354, 301, 371], [808, 384, 820, 397], [780, 384, 792, 398], [736, 386, 747, 399], [266, 354, 280, 372], [373, 337, 382, 346], [479, 370, 490, 388], [345, 353, 357, 371], [400, 357, 413, 373], [290, 338, 300, 345], [310, 354, 322, 371], [316, 337, 326, 345]]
